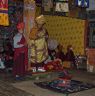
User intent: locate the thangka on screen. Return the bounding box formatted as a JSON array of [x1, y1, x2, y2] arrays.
[[0, 0, 9, 26]]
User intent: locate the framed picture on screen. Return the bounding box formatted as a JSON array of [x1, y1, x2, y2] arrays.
[[42, 0, 53, 15], [54, 0, 69, 16], [75, 0, 89, 8]]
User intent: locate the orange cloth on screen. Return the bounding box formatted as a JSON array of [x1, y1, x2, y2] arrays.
[[29, 27, 38, 40]]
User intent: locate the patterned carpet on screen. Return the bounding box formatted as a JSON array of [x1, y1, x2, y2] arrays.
[[34, 79, 95, 94]]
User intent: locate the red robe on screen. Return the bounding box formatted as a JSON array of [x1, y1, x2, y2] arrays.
[[13, 35, 28, 77]]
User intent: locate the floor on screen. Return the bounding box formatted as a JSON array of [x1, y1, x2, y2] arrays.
[[0, 69, 95, 96]]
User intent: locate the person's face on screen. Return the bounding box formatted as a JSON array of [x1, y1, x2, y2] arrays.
[[18, 29, 23, 34]]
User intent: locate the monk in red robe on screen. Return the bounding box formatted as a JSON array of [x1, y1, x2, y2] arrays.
[[13, 22, 28, 79]]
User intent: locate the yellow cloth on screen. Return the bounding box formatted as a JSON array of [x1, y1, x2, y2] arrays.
[[29, 28, 48, 63], [63, 61, 71, 68], [0, 0, 9, 26], [30, 37, 48, 63], [0, 13, 9, 26]]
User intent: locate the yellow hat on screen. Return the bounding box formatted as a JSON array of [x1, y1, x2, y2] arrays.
[[35, 15, 45, 25]]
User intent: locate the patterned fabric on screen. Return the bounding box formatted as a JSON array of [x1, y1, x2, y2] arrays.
[[44, 59, 63, 71], [30, 37, 48, 63], [0, 0, 9, 26], [29, 29, 48, 64], [35, 79, 95, 94]]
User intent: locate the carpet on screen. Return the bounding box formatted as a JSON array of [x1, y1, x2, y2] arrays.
[[34, 79, 95, 94]]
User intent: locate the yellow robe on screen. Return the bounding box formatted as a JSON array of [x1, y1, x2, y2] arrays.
[[29, 28, 48, 64]]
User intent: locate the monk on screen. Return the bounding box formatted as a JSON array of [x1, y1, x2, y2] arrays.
[[29, 15, 48, 72], [13, 22, 28, 79]]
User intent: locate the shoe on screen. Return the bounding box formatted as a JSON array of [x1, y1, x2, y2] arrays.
[[38, 67, 46, 72], [32, 67, 36, 72], [15, 76, 25, 80], [15, 75, 24, 80]]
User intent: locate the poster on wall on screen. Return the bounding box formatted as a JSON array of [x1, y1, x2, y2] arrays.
[[54, 0, 69, 16], [75, 0, 89, 8], [42, 0, 53, 14], [55, 2, 69, 12], [0, 0, 9, 26]]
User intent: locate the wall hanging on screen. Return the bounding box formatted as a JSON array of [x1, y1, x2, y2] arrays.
[[75, 0, 89, 8], [0, 0, 9, 26], [42, 0, 53, 15], [53, 0, 69, 16]]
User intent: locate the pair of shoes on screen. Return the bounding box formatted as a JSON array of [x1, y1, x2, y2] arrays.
[[15, 76, 21, 80], [15, 75, 25, 80], [38, 67, 46, 72], [15, 76, 25, 80]]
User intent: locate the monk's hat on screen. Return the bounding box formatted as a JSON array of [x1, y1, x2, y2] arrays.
[[35, 15, 45, 25], [17, 22, 24, 30]]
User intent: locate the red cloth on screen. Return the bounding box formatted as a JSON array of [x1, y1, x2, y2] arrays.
[[44, 59, 63, 71], [13, 47, 28, 76], [0, 0, 8, 9], [17, 35, 26, 45], [13, 35, 28, 77]]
